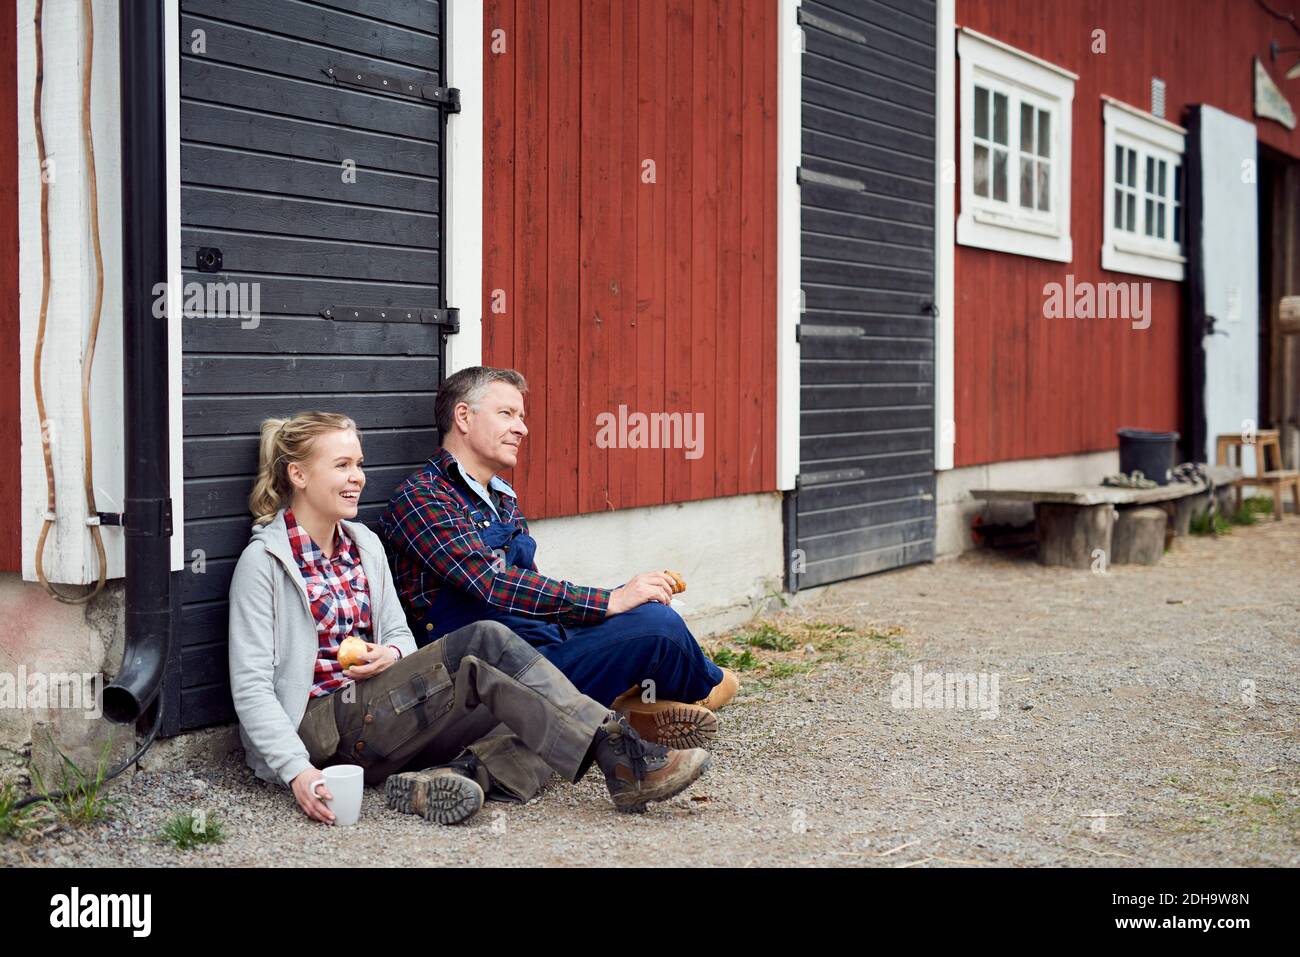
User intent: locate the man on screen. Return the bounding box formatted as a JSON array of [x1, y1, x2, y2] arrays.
[[380, 366, 738, 750]]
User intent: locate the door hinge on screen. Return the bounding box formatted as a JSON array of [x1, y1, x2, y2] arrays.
[[323, 66, 461, 112], [96, 498, 173, 537], [320, 306, 459, 332]]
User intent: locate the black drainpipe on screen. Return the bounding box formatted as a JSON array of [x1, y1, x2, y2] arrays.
[[103, 0, 172, 725]]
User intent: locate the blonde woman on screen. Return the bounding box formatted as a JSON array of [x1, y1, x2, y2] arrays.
[[227, 412, 710, 824]]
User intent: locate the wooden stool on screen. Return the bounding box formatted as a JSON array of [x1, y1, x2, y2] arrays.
[[1214, 429, 1299, 520]]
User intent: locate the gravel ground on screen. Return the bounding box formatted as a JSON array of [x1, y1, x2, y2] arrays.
[[4, 519, 1297, 868]]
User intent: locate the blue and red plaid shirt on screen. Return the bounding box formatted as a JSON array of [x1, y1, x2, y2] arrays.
[[379, 447, 611, 629], [284, 507, 388, 699]]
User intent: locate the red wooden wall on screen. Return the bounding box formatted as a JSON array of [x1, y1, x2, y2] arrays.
[[482, 0, 777, 520], [1, 0, 19, 573], [954, 0, 1300, 467]]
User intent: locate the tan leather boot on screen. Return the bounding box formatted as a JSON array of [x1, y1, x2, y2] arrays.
[[610, 687, 719, 749], [695, 668, 740, 711]]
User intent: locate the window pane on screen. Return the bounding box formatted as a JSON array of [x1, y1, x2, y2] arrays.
[[1156, 203, 1166, 239], [1037, 110, 1051, 158], [1145, 156, 1155, 195], [1114, 145, 1124, 183], [1158, 160, 1167, 196], [974, 144, 989, 197], [1174, 164, 1182, 202], [1174, 203, 1182, 244], [1127, 149, 1137, 187], [974, 86, 989, 140], [1037, 162, 1050, 211], [1145, 197, 1154, 236], [1020, 156, 1034, 208], [1020, 103, 1034, 152], [993, 92, 1008, 145], [1114, 188, 1124, 230], [993, 148, 1007, 201], [1126, 193, 1136, 230]]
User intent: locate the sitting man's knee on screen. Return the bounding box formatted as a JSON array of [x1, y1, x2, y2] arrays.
[[442, 619, 533, 673]]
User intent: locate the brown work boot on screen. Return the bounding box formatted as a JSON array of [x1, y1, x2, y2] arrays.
[[591, 712, 711, 814], [610, 693, 719, 749], [385, 754, 485, 825], [695, 668, 741, 711]]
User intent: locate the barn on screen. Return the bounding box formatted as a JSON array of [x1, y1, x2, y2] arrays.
[[0, 0, 1296, 754]]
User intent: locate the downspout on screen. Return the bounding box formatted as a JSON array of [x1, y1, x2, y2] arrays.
[[103, 0, 172, 725]]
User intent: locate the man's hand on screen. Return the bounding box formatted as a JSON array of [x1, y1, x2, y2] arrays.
[[606, 572, 676, 617], [344, 642, 400, 680], [291, 767, 336, 824]]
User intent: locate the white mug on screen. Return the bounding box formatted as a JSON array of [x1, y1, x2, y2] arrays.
[[312, 764, 364, 826]]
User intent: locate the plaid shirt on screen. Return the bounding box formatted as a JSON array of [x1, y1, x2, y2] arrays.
[[380, 447, 610, 628], [284, 507, 386, 699]]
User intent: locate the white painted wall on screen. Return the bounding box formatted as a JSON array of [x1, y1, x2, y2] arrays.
[[529, 492, 785, 637], [934, 0, 955, 471], [19, 0, 126, 584], [935, 450, 1120, 557], [776, 0, 801, 492], [443, 0, 484, 374]]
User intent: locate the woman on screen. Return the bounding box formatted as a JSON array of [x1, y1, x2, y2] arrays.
[[227, 411, 710, 824]]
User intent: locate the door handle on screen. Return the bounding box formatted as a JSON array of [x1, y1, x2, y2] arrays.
[[1205, 314, 1229, 337]]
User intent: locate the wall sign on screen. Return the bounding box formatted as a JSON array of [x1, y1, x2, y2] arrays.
[[1255, 57, 1297, 130]]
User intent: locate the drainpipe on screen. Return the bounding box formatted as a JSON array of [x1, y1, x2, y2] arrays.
[[103, 0, 172, 725]]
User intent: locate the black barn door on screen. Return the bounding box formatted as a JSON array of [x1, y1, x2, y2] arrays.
[[167, 0, 453, 733], [790, 0, 937, 590]]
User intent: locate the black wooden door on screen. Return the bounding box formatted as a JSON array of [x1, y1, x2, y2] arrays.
[[169, 0, 451, 733], [790, 0, 937, 590]]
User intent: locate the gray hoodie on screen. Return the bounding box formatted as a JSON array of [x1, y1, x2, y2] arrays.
[[227, 508, 418, 786]]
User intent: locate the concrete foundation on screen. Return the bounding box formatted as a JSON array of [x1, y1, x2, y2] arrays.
[[936, 450, 1120, 558]]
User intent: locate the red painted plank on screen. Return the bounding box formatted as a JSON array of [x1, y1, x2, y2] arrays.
[[546, 0, 581, 517], [715, 0, 743, 498], [689, 0, 721, 502], [663, 0, 694, 500], [760, 0, 777, 491], [513, 0, 549, 506], [483, 0, 514, 402], [737, 0, 764, 493], [579, 0, 612, 514], [611, 0, 640, 510], [634, 0, 667, 505]]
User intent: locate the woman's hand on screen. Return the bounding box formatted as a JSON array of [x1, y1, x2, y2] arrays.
[[606, 572, 676, 617], [291, 767, 336, 824], [344, 641, 400, 681]]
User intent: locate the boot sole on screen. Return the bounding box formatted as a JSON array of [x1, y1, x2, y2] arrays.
[[619, 703, 719, 750], [613, 750, 712, 814], [385, 770, 485, 825]]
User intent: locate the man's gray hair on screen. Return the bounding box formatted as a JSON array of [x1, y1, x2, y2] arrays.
[[435, 365, 529, 435]]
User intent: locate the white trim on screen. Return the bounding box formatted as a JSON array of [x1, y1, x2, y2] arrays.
[[165, 0, 184, 572], [956, 28, 1074, 263], [935, 1, 955, 471], [442, 0, 484, 375], [956, 27, 1079, 82], [1100, 94, 1186, 137], [776, 0, 801, 491], [1100, 98, 1186, 282]]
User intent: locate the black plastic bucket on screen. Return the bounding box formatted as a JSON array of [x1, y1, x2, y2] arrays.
[[1117, 428, 1180, 485]]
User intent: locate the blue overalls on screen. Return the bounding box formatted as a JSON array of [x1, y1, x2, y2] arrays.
[[417, 492, 724, 708]]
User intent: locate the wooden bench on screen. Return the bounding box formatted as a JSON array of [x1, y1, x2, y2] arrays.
[[970, 465, 1241, 569]]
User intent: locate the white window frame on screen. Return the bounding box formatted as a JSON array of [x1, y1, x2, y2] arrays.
[[1101, 96, 1187, 281], [957, 28, 1076, 263]]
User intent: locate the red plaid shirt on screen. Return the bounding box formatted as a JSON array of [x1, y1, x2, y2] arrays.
[[379, 447, 610, 629], [284, 508, 388, 699]]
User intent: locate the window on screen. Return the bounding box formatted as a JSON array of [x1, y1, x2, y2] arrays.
[[1101, 96, 1186, 281], [957, 28, 1076, 262]]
